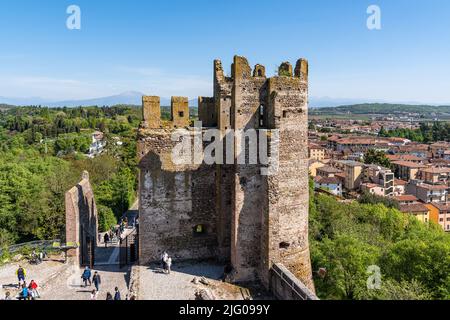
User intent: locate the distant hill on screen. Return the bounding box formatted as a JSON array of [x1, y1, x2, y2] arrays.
[[0, 104, 14, 111], [310, 103, 450, 115], [0, 92, 199, 108], [308, 97, 384, 108]]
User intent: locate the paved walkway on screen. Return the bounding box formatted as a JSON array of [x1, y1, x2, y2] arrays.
[[0, 259, 131, 300], [40, 264, 131, 300], [0, 258, 69, 299]]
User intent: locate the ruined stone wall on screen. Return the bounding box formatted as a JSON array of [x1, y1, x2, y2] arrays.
[[65, 171, 98, 266], [143, 96, 161, 129], [137, 126, 218, 263], [263, 59, 313, 290], [214, 60, 234, 261], [229, 56, 268, 282], [198, 96, 217, 127], [171, 96, 190, 128]]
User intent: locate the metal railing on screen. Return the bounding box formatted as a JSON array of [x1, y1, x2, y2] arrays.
[[0, 239, 62, 256]]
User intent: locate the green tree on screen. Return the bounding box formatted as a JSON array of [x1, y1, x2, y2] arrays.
[[363, 149, 391, 168], [97, 205, 117, 232]]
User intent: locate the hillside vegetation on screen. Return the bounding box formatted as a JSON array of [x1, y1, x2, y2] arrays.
[[0, 105, 141, 245], [310, 181, 450, 300]]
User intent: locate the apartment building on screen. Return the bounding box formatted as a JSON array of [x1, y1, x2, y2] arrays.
[[392, 161, 426, 181]]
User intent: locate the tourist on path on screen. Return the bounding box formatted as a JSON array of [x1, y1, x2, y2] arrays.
[[3, 292, 12, 300], [28, 280, 40, 299], [93, 271, 101, 292], [19, 284, 30, 300], [106, 292, 113, 300], [161, 251, 168, 270], [81, 266, 92, 287], [90, 289, 98, 300], [166, 257, 172, 274], [104, 232, 110, 248], [114, 287, 121, 300], [16, 265, 26, 288]]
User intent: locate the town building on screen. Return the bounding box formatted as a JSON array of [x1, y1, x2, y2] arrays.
[[314, 176, 343, 196]]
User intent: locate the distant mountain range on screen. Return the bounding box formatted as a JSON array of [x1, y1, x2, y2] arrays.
[[1, 92, 449, 110], [0, 91, 199, 108], [310, 103, 450, 115]]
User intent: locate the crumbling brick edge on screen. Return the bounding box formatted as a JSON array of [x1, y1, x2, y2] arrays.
[[128, 265, 141, 300]]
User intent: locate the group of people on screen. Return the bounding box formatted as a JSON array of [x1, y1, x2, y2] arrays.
[[90, 286, 122, 300], [160, 251, 173, 274], [101, 216, 139, 248], [81, 266, 102, 291], [1, 266, 41, 300], [102, 228, 120, 248], [81, 266, 124, 300], [29, 250, 47, 265], [1, 265, 130, 301]]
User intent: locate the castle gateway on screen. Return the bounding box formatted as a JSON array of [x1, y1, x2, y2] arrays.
[[137, 56, 313, 292]]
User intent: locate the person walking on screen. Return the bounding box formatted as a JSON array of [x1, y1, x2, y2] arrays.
[[104, 232, 110, 248], [28, 280, 40, 299], [106, 292, 113, 300], [3, 292, 12, 300], [93, 271, 101, 292], [19, 284, 30, 300], [16, 265, 26, 288], [166, 257, 172, 274], [90, 289, 98, 300], [81, 266, 92, 287], [161, 251, 168, 270], [114, 287, 121, 300]]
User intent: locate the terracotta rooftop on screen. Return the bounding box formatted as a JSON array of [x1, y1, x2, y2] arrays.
[[430, 203, 450, 212], [399, 203, 429, 213], [394, 195, 419, 202], [416, 183, 448, 191], [392, 161, 426, 168], [419, 167, 450, 174], [317, 166, 342, 174], [361, 183, 380, 189], [394, 179, 407, 186], [386, 154, 424, 162], [314, 176, 341, 185]]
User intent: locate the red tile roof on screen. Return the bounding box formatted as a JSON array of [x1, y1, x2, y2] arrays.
[[394, 195, 418, 202], [399, 203, 429, 213], [392, 161, 426, 169]]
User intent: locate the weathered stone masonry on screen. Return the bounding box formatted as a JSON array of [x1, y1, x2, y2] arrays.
[[137, 56, 313, 291], [65, 171, 98, 267]]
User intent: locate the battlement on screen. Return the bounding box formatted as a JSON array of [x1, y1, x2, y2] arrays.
[[142, 95, 190, 129], [214, 55, 308, 82], [198, 96, 216, 127]]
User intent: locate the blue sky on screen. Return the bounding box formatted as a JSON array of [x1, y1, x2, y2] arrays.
[[0, 0, 450, 104]]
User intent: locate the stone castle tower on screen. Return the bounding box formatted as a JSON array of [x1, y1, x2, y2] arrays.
[[137, 55, 313, 290]]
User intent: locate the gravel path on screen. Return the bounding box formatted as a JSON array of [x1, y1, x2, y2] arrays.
[[136, 261, 244, 300]]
